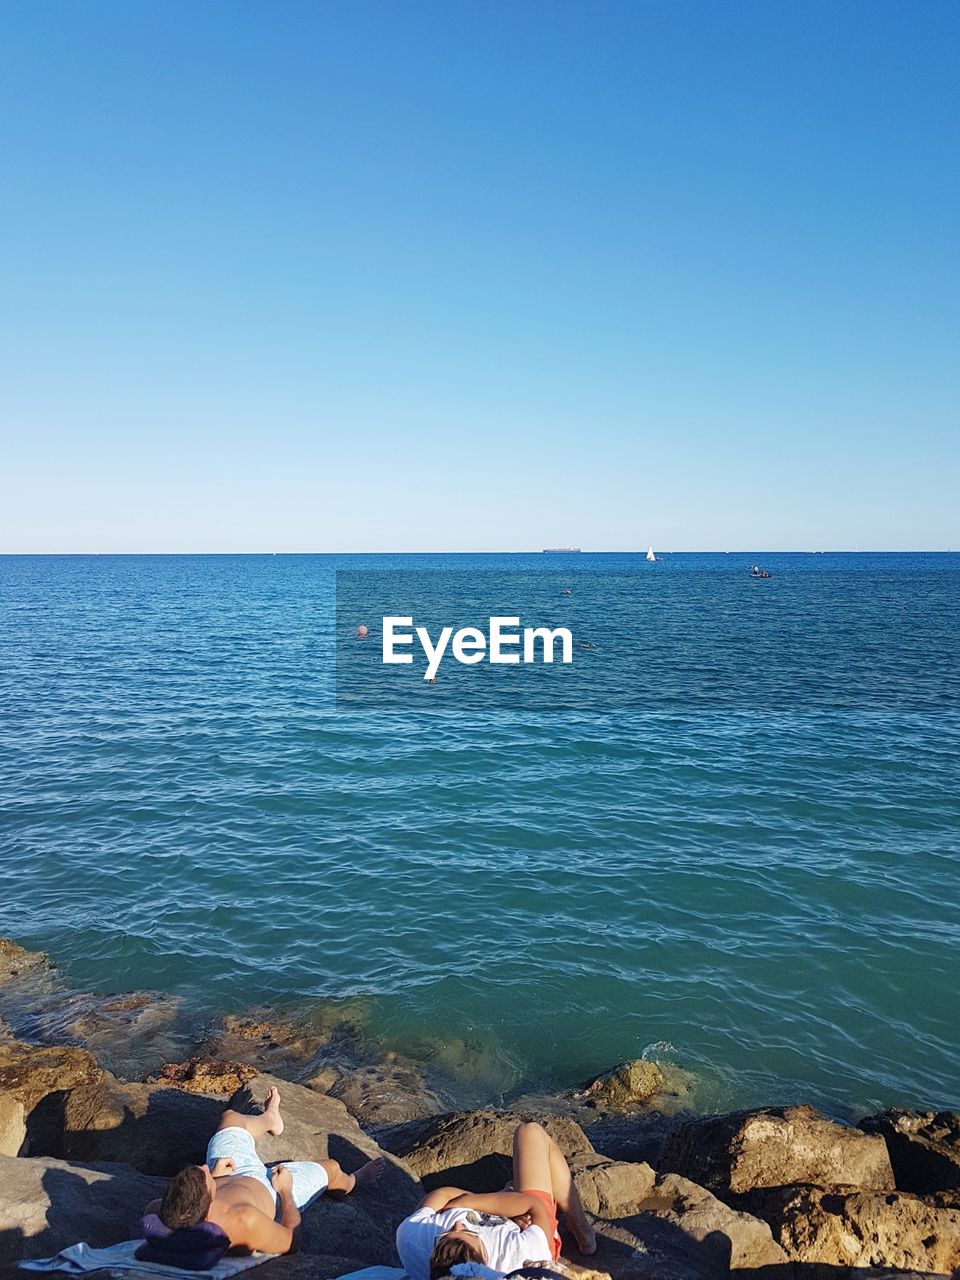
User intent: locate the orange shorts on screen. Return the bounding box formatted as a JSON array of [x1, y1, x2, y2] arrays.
[[520, 1187, 562, 1260]]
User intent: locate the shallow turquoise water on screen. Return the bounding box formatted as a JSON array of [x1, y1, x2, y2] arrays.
[[1, 553, 958, 1116]]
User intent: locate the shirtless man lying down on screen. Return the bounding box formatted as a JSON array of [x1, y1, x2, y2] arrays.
[[150, 1087, 384, 1255]]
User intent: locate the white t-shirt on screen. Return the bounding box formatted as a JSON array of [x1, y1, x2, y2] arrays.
[[396, 1207, 552, 1280]]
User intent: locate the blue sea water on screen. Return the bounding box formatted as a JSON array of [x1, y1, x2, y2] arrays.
[[1, 552, 958, 1117]]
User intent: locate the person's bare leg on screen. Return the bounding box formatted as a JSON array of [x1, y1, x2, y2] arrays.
[[512, 1122, 596, 1255], [216, 1085, 284, 1141], [546, 1130, 595, 1254], [320, 1156, 386, 1199]]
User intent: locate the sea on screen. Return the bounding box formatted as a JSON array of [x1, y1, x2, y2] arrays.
[[1, 552, 958, 1119]]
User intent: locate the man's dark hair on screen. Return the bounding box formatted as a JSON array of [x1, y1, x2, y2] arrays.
[[429, 1234, 484, 1280], [160, 1165, 213, 1229]]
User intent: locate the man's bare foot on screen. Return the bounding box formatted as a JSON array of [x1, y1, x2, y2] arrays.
[[263, 1086, 284, 1136], [352, 1156, 386, 1190]]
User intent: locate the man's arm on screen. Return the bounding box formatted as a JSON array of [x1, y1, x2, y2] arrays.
[[228, 1206, 297, 1256], [230, 1167, 302, 1256], [445, 1192, 552, 1236]]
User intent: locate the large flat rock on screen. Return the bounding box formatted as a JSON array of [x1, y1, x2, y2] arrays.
[[747, 1183, 960, 1273], [0, 1154, 164, 1263], [659, 1104, 895, 1197], [58, 1075, 224, 1175], [379, 1109, 594, 1191], [637, 1171, 788, 1270]]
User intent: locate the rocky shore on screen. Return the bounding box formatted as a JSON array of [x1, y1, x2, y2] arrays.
[[1, 937, 958, 1279]]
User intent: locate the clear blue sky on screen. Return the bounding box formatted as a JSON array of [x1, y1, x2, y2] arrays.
[[1, 1, 956, 552]]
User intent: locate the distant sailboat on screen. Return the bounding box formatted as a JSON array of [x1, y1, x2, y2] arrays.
[[646, 546, 657, 562]]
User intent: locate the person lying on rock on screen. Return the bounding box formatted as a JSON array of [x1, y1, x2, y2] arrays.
[[396, 1121, 597, 1280], [147, 1086, 385, 1255]]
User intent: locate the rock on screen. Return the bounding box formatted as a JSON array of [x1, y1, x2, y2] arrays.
[[860, 1109, 960, 1197], [327, 1060, 444, 1128], [228, 1073, 422, 1262], [380, 1109, 594, 1192], [305, 1063, 341, 1094], [0, 938, 50, 982], [0, 941, 189, 1082], [0, 1075, 422, 1270], [579, 1107, 688, 1168], [254, 1254, 406, 1280], [583, 1213, 727, 1280], [0, 1041, 103, 1154], [0, 1153, 165, 1262], [46, 990, 186, 1078], [0, 1041, 102, 1114], [659, 1104, 895, 1197], [59, 1075, 224, 1175], [570, 1152, 657, 1217], [576, 1060, 666, 1111], [202, 1003, 368, 1082], [149, 1056, 258, 1097], [750, 1183, 960, 1273], [637, 1172, 788, 1269], [0, 1092, 26, 1156], [567, 1155, 786, 1271]]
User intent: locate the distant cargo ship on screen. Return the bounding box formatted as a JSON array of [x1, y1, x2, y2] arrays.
[[543, 547, 581, 553]]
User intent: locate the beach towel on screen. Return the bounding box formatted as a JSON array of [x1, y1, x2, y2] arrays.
[[19, 1238, 272, 1278], [20, 1251, 407, 1280], [336, 1271, 405, 1280]]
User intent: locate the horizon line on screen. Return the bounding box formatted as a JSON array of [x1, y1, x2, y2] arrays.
[[0, 548, 956, 557]]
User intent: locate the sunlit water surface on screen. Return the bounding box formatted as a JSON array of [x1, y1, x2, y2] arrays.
[[1, 553, 957, 1117]]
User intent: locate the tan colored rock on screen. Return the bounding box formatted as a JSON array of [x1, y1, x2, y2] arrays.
[[0, 1041, 102, 1114], [573, 1214, 720, 1280], [60, 1074, 223, 1174], [49, 989, 184, 1072], [305, 1063, 341, 1093], [577, 1060, 666, 1111], [204, 1002, 368, 1079], [380, 1109, 594, 1192], [860, 1109, 960, 1197], [638, 1172, 788, 1269], [756, 1184, 960, 1273], [0, 1040, 103, 1154], [0, 1153, 165, 1263], [149, 1055, 258, 1096], [0, 1091, 26, 1156], [660, 1104, 895, 1196], [570, 1152, 657, 1217], [0, 938, 51, 982], [328, 1060, 444, 1128]]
